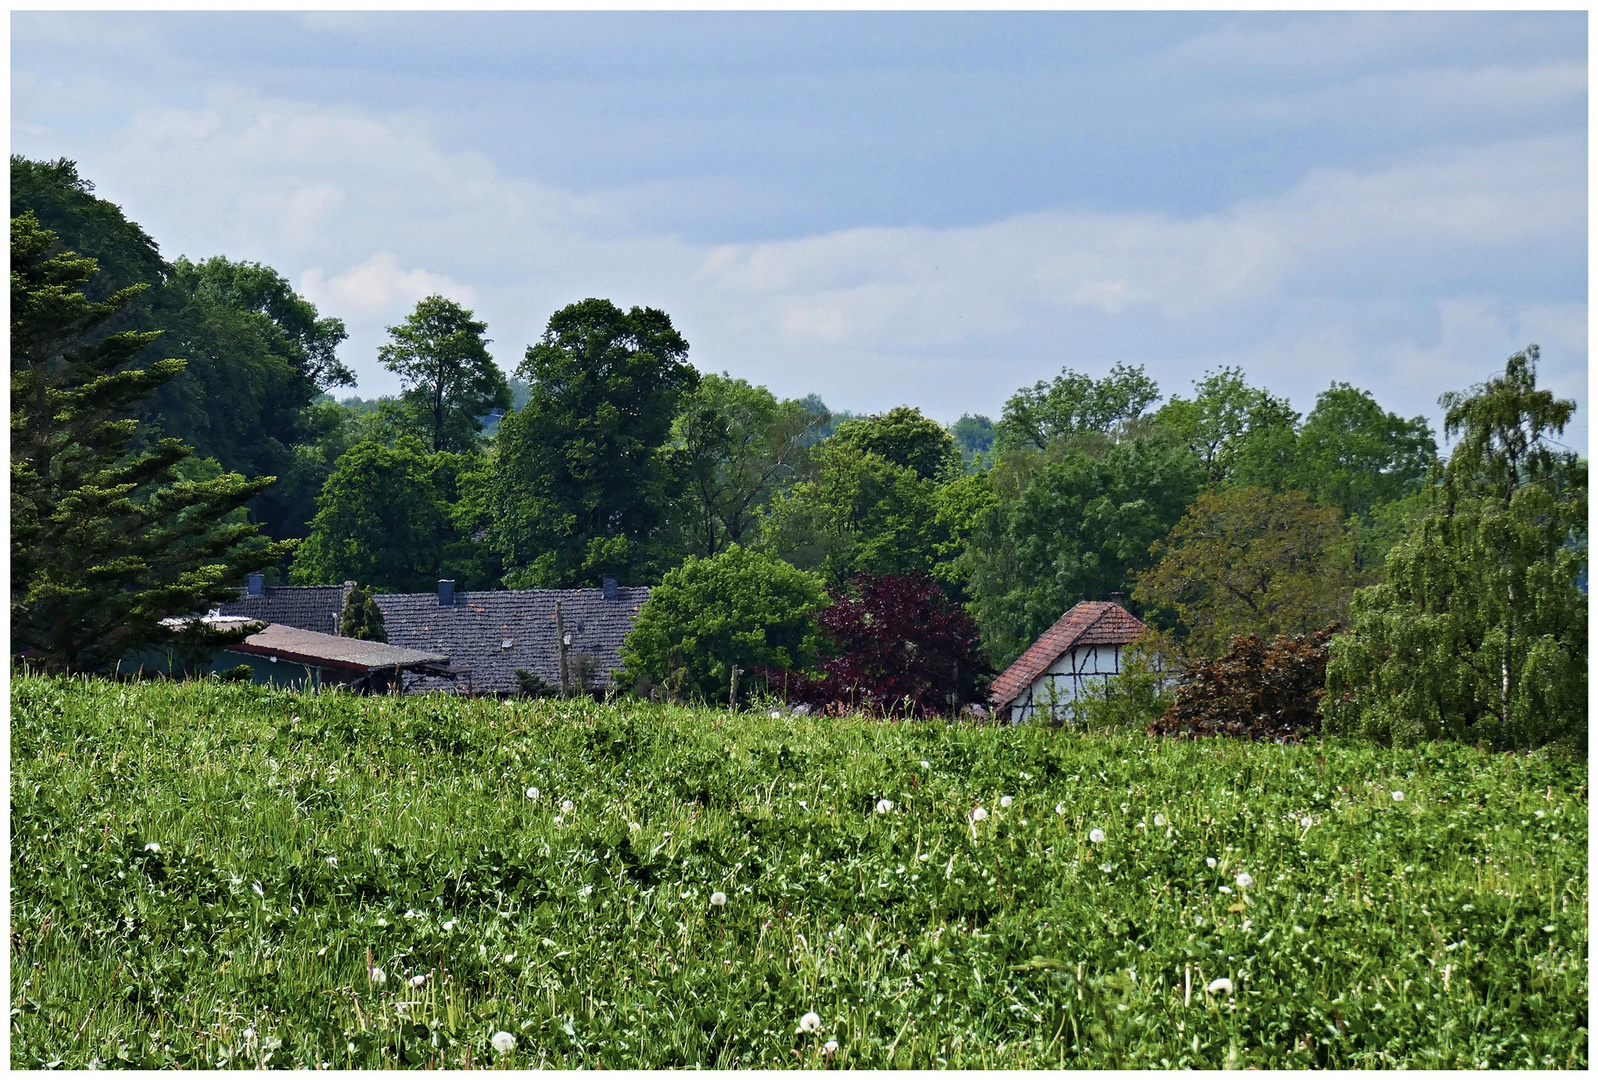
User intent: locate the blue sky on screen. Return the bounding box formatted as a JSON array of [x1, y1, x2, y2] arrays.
[[12, 11, 1589, 452]]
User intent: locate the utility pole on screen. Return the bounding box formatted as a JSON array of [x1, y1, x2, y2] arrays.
[[555, 601, 570, 697]]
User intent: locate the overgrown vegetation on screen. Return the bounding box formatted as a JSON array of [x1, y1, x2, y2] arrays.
[[11, 674, 1588, 1069]]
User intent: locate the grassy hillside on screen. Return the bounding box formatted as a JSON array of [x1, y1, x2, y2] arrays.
[[10, 674, 1588, 1069]]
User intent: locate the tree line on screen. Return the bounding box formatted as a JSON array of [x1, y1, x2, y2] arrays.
[[11, 155, 1585, 750]]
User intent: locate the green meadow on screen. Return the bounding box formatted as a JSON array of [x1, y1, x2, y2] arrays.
[[10, 674, 1588, 1069]]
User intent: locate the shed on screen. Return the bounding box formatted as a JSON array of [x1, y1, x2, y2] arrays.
[[222, 623, 450, 693], [989, 600, 1147, 725]]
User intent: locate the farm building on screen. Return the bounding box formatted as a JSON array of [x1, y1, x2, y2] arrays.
[[988, 599, 1147, 725], [219, 575, 649, 696]]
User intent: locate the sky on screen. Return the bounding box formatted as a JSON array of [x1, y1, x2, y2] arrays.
[[11, 11, 1589, 453]]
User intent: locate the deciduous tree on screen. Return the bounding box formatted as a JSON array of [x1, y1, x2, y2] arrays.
[[1285, 382, 1435, 522], [1154, 367, 1299, 487], [379, 295, 511, 454], [832, 406, 960, 481]]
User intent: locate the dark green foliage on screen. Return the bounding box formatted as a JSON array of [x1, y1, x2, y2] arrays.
[[491, 298, 698, 587], [994, 362, 1160, 452], [339, 585, 387, 643], [1285, 383, 1436, 521], [378, 295, 511, 453], [668, 373, 822, 558], [1325, 348, 1586, 751], [1154, 367, 1299, 487], [11, 213, 289, 673], [514, 669, 559, 699], [832, 406, 960, 482], [968, 428, 1205, 668], [760, 439, 950, 588], [291, 439, 493, 591], [1147, 625, 1337, 742], [949, 413, 996, 469], [620, 544, 828, 704], [10, 156, 166, 304]]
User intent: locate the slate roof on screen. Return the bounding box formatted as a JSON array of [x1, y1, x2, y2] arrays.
[[228, 623, 447, 672], [219, 585, 351, 635], [374, 587, 650, 696], [989, 601, 1147, 709]]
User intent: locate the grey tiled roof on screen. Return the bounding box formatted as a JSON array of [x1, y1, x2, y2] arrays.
[[374, 587, 650, 696], [219, 585, 351, 635], [234, 624, 447, 671]]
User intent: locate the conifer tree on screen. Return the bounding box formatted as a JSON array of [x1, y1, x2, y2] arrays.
[[339, 584, 387, 643], [11, 212, 288, 673]]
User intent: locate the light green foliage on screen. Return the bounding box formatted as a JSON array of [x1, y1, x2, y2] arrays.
[[832, 406, 961, 482], [620, 545, 828, 704], [968, 428, 1205, 669], [378, 295, 511, 454], [290, 439, 492, 591], [929, 470, 1000, 599], [11, 674, 1588, 1068], [11, 213, 288, 673], [760, 440, 949, 588], [1155, 368, 1299, 487], [1134, 487, 1367, 660], [491, 298, 698, 588], [1070, 639, 1174, 732], [1285, 383, 1436, 522], [340, 584, 387, 643], [1325, 348, 1587, 751], [669, 373, 822, 558], [994, 362, 1161, 452]]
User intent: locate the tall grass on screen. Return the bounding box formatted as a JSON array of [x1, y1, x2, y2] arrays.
[[10, 673, 1587, 1068]]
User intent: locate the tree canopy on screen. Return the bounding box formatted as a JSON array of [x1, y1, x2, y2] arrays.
[[831, 406, 960, 482], [1154, 367, 1299, 487], [490, 298, 699, 587], [11, 212, 288, 672], [994, 362, 1161, 452], [1284, 382, 1435, 521], [378, 295, 510, 453]]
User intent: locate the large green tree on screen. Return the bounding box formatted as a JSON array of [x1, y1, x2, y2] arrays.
[[759, 440, 949, 588], [967, 427, 1205, 668], [378, 295, 511, 454], [1154, 367, 1300, 487], [620, 544, 828, 705], [1324, 348, 1586, 751], [11, 212, 288, 672], [290, 438, 492, 592], [1284, 382, 1436, 522], [993, 362, 1161, 453], [832, 406, 961, 482], [1133, 486, 1367, 660], [668, 373, 821, 559], [490, 298, 698, 587]]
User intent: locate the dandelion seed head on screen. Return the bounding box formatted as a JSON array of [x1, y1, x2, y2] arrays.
[[409, 974, 426, 987], [1153, 813, 1167, 827], [144, 841, 160, 853], [1207, 977, 1232, 994], [1055, 802, 1067, 816], [920, 760, 930, 769], [710, 891, 727, 907], [798, 1011, 823, 1034], [628, 821, 641, 833], [491, 1031, 516, 1054], [1088, 828, 1105, 843], [1391, 790, 1404, 802], [823, 1039, 839, 1056], [525, 787, 539, 800], [370, 967, 386, 986], [325, 856, 338, 867], [1000, 795, 1013, 808], [970, 807, 987, 822], [769, 710, 783, 719], [1206, 857, 1217, 869], [1300, 816, 1313, 829], [875, 799, 893, 814], [561, 799, 575, 813], [1235, 872, 1254, 890]]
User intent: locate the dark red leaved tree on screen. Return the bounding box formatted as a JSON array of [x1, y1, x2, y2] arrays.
[[760, 573, 991, 718]]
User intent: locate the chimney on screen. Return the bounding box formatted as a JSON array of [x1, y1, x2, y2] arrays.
[[602, 576, 618, 601], [1108, 591, 1125, 608], [246, 572, 264, 597], [438, 579, 455, 607]]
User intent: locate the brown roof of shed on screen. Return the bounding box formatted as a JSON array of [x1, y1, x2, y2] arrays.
[[988, 601, 1147, 708], [228, 623, 447, 672]]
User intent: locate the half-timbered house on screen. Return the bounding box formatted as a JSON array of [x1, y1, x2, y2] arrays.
[[988, 599, 1147, 725]]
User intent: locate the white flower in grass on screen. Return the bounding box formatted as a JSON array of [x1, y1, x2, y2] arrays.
[[920, 760, 930, 769], [1235, 872, 1254, 890], [1206, 977, 1232, 995], [491, 1031, 516, 1054], [798, 1011, 823, 1034], [561, 799, 575, 813], [409, 974, 426, 987], [1153, 813, 1167, 827], [970, 807, 988, 822], [1000, 796, 1013, 808], [144, 842, 161, 853], [326, 856, 338, 867], [1055, 802, 1068, 816], [628, 821, 642, 834], [770, 710, 783, 719], [1217, 885, 1232, 894], [1206, 857, 1217, 869], [525, 787, 539, 800], [552, 816, 563, 826], [1300, 816, 1313, 829], [710, 891, 727, 907], [370, 967, 387, 986], [1391, 791, 1404, 802], [823, 1040, 839, 1056], [876, 799, 893, 814], [1088, 828, 1105, 843]]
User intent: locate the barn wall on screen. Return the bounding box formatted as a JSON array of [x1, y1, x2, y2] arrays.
[[1007, 644, 1125, 725]]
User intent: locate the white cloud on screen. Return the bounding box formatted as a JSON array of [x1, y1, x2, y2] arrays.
[[300, 253, 475, 321]]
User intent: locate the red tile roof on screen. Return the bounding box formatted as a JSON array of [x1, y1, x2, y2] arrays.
[[988, 601, 1147, 708]]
